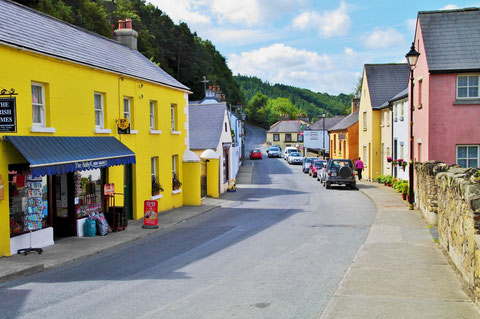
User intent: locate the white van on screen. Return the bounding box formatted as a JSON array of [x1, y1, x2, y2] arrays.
[[283, 147, 299, 160]]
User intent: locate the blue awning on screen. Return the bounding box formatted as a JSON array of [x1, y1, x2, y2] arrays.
[[5, 136, 136, 177]]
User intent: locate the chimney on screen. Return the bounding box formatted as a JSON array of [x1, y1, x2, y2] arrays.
[[113, 18, 138, 50], [351, 97, 360, 113]]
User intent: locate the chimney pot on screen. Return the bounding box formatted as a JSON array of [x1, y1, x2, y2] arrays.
[[125, 18, 132, 29], [118, 20, 125, 29]]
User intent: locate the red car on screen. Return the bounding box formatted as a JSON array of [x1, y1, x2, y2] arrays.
[[250, 148, 262, 160], [309, 160, 326, 177]]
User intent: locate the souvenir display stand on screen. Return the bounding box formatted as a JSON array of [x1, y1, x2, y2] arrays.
[[104, 193, 127, 232], [17, 175, 45, 255]]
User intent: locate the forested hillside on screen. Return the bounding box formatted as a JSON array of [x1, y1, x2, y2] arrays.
[[14, 0, 244, 105]]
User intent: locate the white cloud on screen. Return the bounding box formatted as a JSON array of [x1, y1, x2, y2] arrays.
[[228, 44, 357, 94], [209, 29, 279, 46], [406, 18, 416, 34], [363, 28, 406, 49], [441, 4, 460, 9], [292, 0, 351, 38]]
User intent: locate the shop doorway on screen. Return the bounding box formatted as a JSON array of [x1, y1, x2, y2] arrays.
[[124, 164, 133, 219]]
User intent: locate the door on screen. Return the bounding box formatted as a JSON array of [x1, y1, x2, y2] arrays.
[[124, 164, 133, 219], [394, 139, 398, 177], [201, 160, 207, 198], [53, 173, 76, 237]]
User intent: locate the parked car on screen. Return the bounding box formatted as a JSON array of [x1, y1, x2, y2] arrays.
[[323, 159, 356, 189], [250, 148, 262, 160], [283, 147, 298, 160], [303, 157, 318, 173], [309, 160, 326, 178], [267, 146, 282, 158], [288, 152, 303, 165]]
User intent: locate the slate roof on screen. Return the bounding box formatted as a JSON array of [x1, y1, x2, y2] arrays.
[[365, 64, 410, 109], [419, 8, 480, 72], [309, 115, 346, 130], [329, 112, 358, 132], [0, 0, 189, 91], [267, 120, 307, 133], [189, 103, 226, 150]]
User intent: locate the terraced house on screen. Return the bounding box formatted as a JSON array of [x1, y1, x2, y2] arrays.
[[0, 1, 200, 256]]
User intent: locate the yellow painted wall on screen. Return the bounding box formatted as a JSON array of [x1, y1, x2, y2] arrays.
[[266, 132, 303, 150], [358, 69, 382, 180], [0, 45, 189, 256], [380, 108, 393, 176], [182, 161, 201, 205], [206, 159, 220, 198]]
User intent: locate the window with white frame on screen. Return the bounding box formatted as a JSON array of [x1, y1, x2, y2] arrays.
[[400, 144, 404, 160], [386, 110, 390, 126], [457, 75, 480, 99], [273, 134, 279, 141], [363, 111, 367, 130], [457, 145, 479, 168], [297, 133, 303, 142], [151, 157, 159, 195], [123, 97, 131, 122], [401, 100, 406, 118], [94, 93, 104, 128], [150, 101, 157, 130], [31, 83, 45, 127], [381, 111, 384, 126], [363, 146, 368, 166], [171, 104, 177, 132]]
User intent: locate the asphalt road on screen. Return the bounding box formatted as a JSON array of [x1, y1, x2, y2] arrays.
[[0, 125, 376, 319]]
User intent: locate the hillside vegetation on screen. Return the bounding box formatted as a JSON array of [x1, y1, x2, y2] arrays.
[[234, 75, 353, 128]]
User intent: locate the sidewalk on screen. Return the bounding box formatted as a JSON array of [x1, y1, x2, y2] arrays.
[[0, 162, 254, 283], [321, 181, 480, 318]]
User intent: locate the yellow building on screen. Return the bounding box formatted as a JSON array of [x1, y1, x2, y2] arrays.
[[358, 64, 409, 180], [266, 120, 308, 150], [0, 2, 200, 256], [329, 112, 359, 161], [380, 107, 393, 176]]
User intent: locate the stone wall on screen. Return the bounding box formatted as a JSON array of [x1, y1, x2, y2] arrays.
[[416, 162, 480, 304]]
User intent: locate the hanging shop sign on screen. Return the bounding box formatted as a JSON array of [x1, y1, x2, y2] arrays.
[[74, 160, 108, 170], [117, 118, 130, 134], [0, 98, 17, 132], [104, 183, 115, 196], [143, 200, 158, 229]]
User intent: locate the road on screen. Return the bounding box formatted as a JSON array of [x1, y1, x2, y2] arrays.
[[0, 125, 376, 319]]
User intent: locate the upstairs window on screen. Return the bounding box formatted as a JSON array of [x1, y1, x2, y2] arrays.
[[123, 97, 131, 122], [171, 104, 177, 132], [297, 133, 303, 142], [150, 101, 157, 130], [273, 134, 279, 141], [285, 133, 292, 142], [457, 75, 479, 99], [31, 83, 45, 127], [94, 93, 104, 128], [363, 111, 367, 130]]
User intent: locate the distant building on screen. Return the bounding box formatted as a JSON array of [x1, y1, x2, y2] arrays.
[[304, 116, 346, 156], [329, 103, 359, 162], [266, 120, 308, 150]]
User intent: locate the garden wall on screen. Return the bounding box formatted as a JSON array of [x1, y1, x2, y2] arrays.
[[416, 162, 480, 304]]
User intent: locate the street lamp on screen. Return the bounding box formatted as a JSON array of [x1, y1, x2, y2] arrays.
[[322, 112, 326, 158], [406, 42, 420, 210]]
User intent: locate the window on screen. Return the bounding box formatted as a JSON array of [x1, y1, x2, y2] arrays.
[[150, 101, 156, 130], [225, 122, 227, 132], [273, 134, 279, 141], [94, 93, 104, 128], [401, 100, 405, 118], [31, 83, 45, 127], [457, 75, 480, 99], [400, 144, 404, 160], [123, 97, 131, 122], [151, 157, 160, 196], [381, 111, 384, 126], [418, 79, 423, 106], [457, 145, 479, 168], [172, 155, 177, 177], [171, 104, 177, 132], [386, 110, 390, 126], [363, 146, 368, 167], [334, 134, 337, 152], [363, 111, 367, 130], [172, 155, 181, 191], [297, 133, 303, 142], [285, 134, 292, 142]]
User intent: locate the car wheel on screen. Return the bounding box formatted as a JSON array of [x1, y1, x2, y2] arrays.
[[317, 176, 320, 181], [350, 183, 356, 190], [326, 182, 331, 189]]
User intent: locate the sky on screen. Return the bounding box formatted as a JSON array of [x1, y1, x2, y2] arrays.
[[148, 0, 480, 95]]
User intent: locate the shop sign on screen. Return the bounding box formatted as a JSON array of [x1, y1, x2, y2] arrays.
[[0, 98, 16, 132], [117, 118, 130, 134], [104, 183, 115, 196], [75, 160, 108, 170], [143, 200, 158, 229]]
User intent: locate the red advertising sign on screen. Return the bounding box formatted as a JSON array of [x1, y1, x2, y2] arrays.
[[104, 183, 115, 196], [143, 200, 158, 229]]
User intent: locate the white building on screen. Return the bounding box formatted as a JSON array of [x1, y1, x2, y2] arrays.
[[391, 88, 409, 180]]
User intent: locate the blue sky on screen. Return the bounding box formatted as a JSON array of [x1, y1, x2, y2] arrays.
[[149, 0, 480, 95]]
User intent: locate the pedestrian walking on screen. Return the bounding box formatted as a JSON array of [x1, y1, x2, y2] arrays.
[[355, 157, 364, 181]]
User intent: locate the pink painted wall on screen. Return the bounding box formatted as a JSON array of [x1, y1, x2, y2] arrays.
[[429, 74, 480, 164], [412, 20, 430, 163]]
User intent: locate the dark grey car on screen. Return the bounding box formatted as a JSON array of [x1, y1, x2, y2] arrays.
[[323, 159, 356, 189]]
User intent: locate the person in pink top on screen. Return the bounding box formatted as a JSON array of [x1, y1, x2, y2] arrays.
[[355, 157, 364, 181]]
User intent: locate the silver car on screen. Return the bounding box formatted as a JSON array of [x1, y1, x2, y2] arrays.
[[288, 152, 303, 165], [323, 159, 356, 189], [303, 157, 318, 173], [267, 146, 282, 158]]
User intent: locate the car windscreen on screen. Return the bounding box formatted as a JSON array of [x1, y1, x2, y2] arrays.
[[252, 149, 261, 153], [290, 152, 301, 156], [305, 158, 316, 163], [314, 161, 323, 167], [329, 160, 352, 169], [287, 149, 297, 153], [269, 147, 280, 151]]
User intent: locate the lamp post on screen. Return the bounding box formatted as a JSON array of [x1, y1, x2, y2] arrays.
[[406, 42, 420, 210], [322, 112, 326, 159]]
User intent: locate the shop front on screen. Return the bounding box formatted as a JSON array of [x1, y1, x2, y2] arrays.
[[5, 136, 135, 255]]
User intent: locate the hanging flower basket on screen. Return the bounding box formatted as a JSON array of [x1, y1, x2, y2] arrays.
[[387, 156, 393, 163]]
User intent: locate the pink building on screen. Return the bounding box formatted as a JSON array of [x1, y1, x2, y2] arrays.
[[412, 8, 480, 167]]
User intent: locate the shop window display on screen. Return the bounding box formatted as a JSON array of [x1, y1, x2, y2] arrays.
[[9, 166, 49, 237], [74, 169, 104, 218]]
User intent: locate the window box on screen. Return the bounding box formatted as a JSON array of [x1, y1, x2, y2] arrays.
[[150, 130, 162, 135], [94, 128, 111, 134], [30, 126, 55, 133], [171, 131, 181, 135], [172, 189, 182, 195], [151, 194, 163, 200]]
